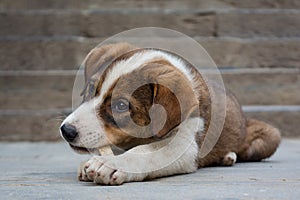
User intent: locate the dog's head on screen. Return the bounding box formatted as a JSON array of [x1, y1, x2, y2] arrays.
[[60, 43, 201, 154]]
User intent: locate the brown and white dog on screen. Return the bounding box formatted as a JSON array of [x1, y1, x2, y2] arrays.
[[60, 42, 281, 185]]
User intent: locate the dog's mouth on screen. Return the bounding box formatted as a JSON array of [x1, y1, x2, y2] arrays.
[[69, 144, 98, 154]]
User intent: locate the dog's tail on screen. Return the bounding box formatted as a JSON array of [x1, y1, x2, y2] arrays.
[[238, 118, 281, 162]]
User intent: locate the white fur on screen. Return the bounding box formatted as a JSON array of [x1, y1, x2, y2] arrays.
[[82, 117, 204, 185], [223, 152, 237, 166], [227, 152, 237, 163], [61, 99, 109, 149]]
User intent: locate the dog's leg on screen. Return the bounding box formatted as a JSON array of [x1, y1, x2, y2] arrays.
[[83, 117, 203, 185]]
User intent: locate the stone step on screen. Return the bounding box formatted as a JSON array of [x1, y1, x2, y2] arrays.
[[0, 69, 299, 109], [1, 37, 300, 70], [0, 10, 215, 38], [0, 72, 74, 110], [217, 10, 300, 38], [1, 9, 300, 38], [0, 108, 69, 141], [1, 0, 300, 10], [0, 106, 298, 141], [222, 69, 300, 105], [244, 106, 300, 138]]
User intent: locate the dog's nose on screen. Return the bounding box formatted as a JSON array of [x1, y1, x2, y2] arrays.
[[60, 124, 78, 142]]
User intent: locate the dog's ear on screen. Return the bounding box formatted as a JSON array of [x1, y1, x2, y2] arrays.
[[143, 62, 199, 138], [81, 42, 136, 101]]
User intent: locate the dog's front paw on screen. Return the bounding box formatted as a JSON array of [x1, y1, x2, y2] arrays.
[[83, 156, 129, 185], [78, 160, 93, 182]]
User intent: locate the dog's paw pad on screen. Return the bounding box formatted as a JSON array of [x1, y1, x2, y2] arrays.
[[222, 152, 237, 166], [87, 170, 96, 179]]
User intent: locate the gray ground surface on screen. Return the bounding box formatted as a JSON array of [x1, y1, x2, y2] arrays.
[[0, 139, 299, 200]]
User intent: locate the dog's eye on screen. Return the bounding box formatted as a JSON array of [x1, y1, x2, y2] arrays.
[[112, 99, 129, 113]]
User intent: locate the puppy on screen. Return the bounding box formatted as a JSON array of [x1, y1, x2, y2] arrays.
[[60, 42, 281, 185]]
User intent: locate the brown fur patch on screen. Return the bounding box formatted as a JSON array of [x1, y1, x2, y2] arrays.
[[97, 53, 199, 148]]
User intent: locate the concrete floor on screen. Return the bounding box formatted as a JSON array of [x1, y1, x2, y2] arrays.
[[0, 139, 299, 200]]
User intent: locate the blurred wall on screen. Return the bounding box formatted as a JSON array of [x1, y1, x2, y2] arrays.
[[0, 0, 299, 141]]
